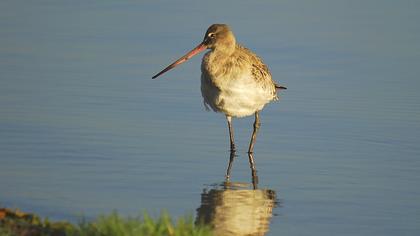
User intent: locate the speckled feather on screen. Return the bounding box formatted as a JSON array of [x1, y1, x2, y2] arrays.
[[201, 42, 281, 117]]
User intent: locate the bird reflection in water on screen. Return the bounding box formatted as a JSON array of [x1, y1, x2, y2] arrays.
[[226, 151, 258, 188], [196, 153, 278, 236]]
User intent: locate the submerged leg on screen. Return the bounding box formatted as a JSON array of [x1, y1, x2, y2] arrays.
[[248, 152, 259, 189], [248, 112, 261, 154], [226, 116, 236, 152], [225, 150, 236, 180], [248, 112, 260, 188], [226, 116, 236, 179]]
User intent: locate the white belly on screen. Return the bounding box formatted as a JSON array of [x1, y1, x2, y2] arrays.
[[201, 72, 276, 118]]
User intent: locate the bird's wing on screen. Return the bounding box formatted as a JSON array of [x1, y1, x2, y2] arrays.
[[238, 46, 287, 92]]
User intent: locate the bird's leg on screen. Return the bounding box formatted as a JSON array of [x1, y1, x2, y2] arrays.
[[225, 116, 236, 180], [226, 116, 236, 152], [248, 112, 260, 188], [248, 152, 259, 189], [225, 150, 236, 180], [248, 112, 261, 154]]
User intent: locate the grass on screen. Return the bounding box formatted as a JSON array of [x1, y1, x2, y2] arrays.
[[0, 208, 212, 236]]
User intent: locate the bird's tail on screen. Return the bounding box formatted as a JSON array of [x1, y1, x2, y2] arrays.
[[275, 84, 287, 90]]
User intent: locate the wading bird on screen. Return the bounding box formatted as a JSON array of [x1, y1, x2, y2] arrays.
[[152, 24, 286, 174]]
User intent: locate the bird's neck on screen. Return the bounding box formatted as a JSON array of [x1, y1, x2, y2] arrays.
[[208, 45, 236, 66], [203, 44, 240, 80], [213, 41, 236, 56]]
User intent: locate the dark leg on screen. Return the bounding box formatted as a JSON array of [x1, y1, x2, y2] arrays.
[[248, 112, 261, 154], [225, 150, 236, 180], [226, 116, 236, 180], [248, 153, 259, 189], [248, 112, 260, 188], [226, 116, 236, 152]]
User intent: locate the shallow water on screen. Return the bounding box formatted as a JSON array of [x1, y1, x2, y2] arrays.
[[1, 1, 420, 235]]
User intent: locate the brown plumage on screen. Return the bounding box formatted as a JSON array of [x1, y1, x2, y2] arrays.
[[152, 24, 286, 175]]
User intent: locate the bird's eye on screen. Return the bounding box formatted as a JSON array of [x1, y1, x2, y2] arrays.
[[208, 33, 215, 38]]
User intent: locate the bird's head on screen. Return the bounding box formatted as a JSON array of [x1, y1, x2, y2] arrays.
[[152, 24, 235, 79], [202, 24, 236, 53]]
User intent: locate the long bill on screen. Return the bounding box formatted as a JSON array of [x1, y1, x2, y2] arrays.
[[152, 43, 207, 79]]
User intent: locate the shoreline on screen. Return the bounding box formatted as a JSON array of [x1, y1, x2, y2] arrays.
[[0, 207, 212, 236]]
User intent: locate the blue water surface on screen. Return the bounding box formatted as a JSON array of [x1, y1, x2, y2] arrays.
[[1, 1, 420, 235]]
